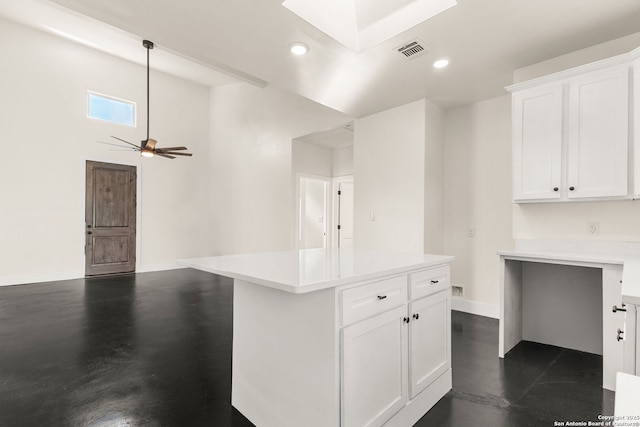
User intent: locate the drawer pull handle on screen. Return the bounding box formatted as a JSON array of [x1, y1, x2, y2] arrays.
[[377, 295, 387, 300], [430, 280, 439, 284], [617, 329, 624, 342], [612, 304, 626, 313], [403, 317, 410, 324], [412, 313, 420, 320]]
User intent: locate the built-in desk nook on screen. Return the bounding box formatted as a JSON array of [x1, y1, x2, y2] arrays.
[[499, 240, 640, 391]]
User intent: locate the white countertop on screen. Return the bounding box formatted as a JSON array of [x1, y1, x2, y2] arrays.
[[498, 247, 640, 306], [615, 372, 640, 417], [180, 248, 454, 294]]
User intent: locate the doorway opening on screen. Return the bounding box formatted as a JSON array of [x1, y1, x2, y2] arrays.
[[292, 122, 354, 249], [297, 175, 330, 249]]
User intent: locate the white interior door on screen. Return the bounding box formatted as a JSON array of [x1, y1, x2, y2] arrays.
[[337, 178, 354, 248], [299, 176, 329, 249]]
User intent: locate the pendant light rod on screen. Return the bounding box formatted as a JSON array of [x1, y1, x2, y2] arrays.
[[142, 40, 154, 144]]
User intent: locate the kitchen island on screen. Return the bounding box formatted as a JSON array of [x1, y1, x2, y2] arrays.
[[181, 248, 454, 427]]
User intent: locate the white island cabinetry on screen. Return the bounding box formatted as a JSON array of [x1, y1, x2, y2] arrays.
[[181, 249, 454, 427]]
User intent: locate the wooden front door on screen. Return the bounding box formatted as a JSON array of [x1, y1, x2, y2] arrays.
[[85, 161, 136, 276]]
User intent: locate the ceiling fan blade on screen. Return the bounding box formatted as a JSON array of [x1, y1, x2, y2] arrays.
[[156, 146, 188, 151], [97, 141, 139, 150], [111, 136, 141, 149], [155, 153, 176, 159], [161, 152, 193, 156]]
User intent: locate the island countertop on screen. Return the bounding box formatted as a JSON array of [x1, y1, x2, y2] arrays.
[[180, 248, 454, 294]]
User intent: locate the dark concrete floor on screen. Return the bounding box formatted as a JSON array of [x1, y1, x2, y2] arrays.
[[0, 269, 614, 426]]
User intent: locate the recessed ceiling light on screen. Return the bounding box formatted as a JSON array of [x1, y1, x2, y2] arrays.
[[433, 58, 449, 69], [289, 42, 309, 56]]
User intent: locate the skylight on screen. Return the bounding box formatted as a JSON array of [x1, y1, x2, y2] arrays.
[[282, 0, 457, 52]]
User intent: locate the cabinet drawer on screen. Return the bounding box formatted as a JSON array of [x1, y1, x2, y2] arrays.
[[410, 265, 450, 300], [341, 275, 407, 326]]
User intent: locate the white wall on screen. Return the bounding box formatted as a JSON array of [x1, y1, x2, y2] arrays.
[[443, 95, 513, 316], [0, 18, 211, 285], [332, 145, 354, 177], [292, 140, 332, 177], [424, 100, 445, 254], [208, 83, 351, 255], [354, 100, 427, 253]]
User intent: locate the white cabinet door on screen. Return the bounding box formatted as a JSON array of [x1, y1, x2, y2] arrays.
[[603, 267, 625, 390], [341, 305, 409, 427], [567, 65, 629, 199], [512, 83, 563, 201], [409, 290, 451, 398]]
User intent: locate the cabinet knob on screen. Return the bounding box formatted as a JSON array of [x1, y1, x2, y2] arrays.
[[403, 317, 410, 324], [617, 328, 624, 342], [412, 313, 420, 320], [569, 186, 575, 191], [377, 295, 387, 300], [553, 187, 559, 192]]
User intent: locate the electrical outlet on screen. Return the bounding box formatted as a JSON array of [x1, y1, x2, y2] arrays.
[[588, 222, 600, 236], [467, 227, 476, 238], [452, 285, 464, 298]]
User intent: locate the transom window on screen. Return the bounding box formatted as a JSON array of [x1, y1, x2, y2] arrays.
[[87, 91, 136, 127]]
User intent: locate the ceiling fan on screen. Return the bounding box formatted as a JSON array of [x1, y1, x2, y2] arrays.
[[99, 40, 192, 159]]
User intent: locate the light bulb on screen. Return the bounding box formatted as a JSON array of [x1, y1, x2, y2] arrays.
[[289, 42, 309, 56]]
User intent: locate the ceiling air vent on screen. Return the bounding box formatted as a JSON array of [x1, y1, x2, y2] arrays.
[[395, 39, 427, 59]]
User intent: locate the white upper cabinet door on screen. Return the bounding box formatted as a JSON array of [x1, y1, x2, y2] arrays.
[[567, 65, 629, 199], [409, 291, 450, 399], [341, 305, 409, 427], [512, 83, 563, 201]]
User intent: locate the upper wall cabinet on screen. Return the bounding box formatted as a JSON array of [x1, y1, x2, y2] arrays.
[[508, 50, 638, 203], [512, 83, 563, 201], [567, 66, 629, 200]]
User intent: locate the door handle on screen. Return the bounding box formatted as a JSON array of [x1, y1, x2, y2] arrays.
[[617, 329, 624, 342], [612, 304, 626, 313]]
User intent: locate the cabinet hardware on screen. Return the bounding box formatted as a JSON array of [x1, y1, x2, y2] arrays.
[[403, 317, 410, 324], [377, 295, 387, 300], [569, 186, 575, 191], [617, 328, 624, 342], [87, 231, 92, 235], [87, 224, 92, 228], [553, 187, 559, 192], [413, 313, 420, 320], [430, 280, 439, 284], [612, 304, 626, 313]]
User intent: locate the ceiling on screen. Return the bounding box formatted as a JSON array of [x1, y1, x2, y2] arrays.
[[3, 0, 640, 118]]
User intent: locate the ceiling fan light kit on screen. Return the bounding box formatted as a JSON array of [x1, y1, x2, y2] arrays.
[[99, 39, 192, 159]]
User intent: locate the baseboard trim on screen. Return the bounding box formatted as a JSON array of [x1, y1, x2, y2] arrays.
[[451, 298, 499, 319], [0, 263, 188, 287], [0, 271, 84, 287], [137, 263, 188, 273]]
